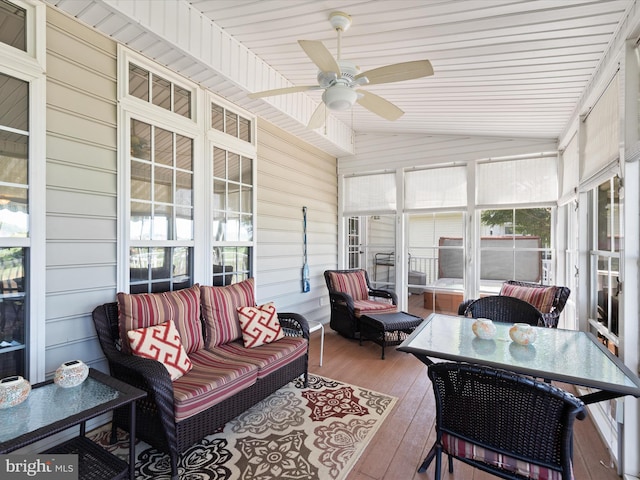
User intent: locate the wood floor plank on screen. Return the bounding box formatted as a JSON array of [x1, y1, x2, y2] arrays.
[[308, 316, 622, 480]]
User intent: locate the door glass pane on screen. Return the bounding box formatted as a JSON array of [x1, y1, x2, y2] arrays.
[[129, 64, 149, 101], [152, 74, 171, 110], [174, 85, 191, 118]]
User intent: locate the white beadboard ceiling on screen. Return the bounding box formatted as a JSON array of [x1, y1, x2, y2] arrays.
[[46, 0, 637, 156]]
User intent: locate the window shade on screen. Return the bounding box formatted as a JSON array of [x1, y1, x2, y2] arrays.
[[476, 156, 558, 205], [343, 173, 396, 212], [405, 166, 467, 209], [582, 73, 619, 182], [560, 133, 579, 204]]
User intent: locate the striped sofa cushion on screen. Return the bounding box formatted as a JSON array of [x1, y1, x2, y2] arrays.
[[172, 349, 259, 421], [328, 270, 369, 301], [117, 284, 203, 354], [442, 432, 569, 480], [213, 337, 308, 379], [353, 299, 398, 317], [500, 283, 557, 313], [201, 278, 255, 348]]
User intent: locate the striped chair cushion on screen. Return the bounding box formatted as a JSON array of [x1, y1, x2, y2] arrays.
[[172, 349, 259, 421], [213, 337, 308, 379], [328, 270, 369, 301], [353, 299, 398, 317], [500, 284, 557, 313], [201, 278, 255, 348], [442, 432, 570, 480], [117, 284, 203, 354]]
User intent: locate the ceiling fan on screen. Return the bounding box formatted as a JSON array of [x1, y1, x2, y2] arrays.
[[247, 11, 434, 129]]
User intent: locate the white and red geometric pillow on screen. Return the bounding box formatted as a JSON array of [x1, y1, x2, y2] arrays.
[[237, 302, 285, 348], [127, 320, 193, 381]]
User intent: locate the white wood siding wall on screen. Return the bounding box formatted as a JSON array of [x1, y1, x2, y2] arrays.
[[45, 8, 117, 375], [255, 119, 336, 324]]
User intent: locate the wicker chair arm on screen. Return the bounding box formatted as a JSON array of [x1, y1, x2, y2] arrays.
[[328, 291, 355, 310], [278, 312, 310, 339], [369, 288, 398, 304]]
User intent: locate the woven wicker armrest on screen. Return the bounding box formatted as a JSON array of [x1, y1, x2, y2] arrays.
[[278, 312, 310, 339], [369, 288, 398, 304], [329, 291, 356, 309]]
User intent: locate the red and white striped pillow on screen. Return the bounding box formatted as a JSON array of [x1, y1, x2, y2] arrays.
[[117, 284, 203, 354], [127, 320, 193, 381], [237, 302, 284, 348]]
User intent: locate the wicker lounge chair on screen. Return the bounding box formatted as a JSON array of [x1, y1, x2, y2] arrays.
[[324, 269, 398, 338], [462, 295, 545, 327], [420, 362, 586, 479]]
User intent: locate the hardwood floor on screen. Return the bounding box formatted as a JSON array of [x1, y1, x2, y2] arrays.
[[307, 299, 621, 480]]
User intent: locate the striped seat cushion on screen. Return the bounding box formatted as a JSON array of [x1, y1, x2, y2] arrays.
[[201, 278, 256, 348], [172, 349, 258, 421], [442, 432, 570, 480], [328, 271, 369, 301], [212, 337, 308, 379], [117, 284, 203, 354], [353, 299, 398, 317], [500, 284, 557, 314]]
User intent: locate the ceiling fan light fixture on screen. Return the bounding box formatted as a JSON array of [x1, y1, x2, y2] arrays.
[[322, 84, 358, 111]]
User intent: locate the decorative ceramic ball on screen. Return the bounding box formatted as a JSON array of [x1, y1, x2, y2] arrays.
[[54, 360, 89, 388], [471, 318, 497, 340], [509, 323, 537, 345], [0, 375, 31, 409]]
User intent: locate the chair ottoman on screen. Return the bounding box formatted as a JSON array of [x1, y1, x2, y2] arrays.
[[359, 311, 424, 359]]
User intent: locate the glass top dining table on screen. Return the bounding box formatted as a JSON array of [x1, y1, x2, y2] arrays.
[[398, 313, 640, 404]]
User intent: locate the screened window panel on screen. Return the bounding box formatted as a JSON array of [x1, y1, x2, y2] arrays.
[[476, 156, 558, 205], [344, 173, 396, 212], [582, 74, 619, 182], [405, 166, 467, 209]]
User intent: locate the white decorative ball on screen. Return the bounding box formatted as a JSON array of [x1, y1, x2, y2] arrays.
[[54, 360, 89, 388]]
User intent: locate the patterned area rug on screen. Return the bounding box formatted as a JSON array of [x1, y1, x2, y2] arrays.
[[90, 374, 397, 480]]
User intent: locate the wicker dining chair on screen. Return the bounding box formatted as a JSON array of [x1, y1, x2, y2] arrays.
[[463, 295, 544, 327], [420, 362, 586, 480]]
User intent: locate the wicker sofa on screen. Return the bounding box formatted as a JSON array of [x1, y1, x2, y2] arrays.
[[92, 279, 309, 480]]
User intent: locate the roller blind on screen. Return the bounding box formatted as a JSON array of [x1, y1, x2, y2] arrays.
[[476, 156, 558, 206], [581, 73, 619, 182], [560, 133, 579, 204], [343, 173, 396, 212], [405, 166, 467, 209]]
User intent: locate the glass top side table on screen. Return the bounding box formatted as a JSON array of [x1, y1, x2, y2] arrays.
[[0, 368, 146, 480]]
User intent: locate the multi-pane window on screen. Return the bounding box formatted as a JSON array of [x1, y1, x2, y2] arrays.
[[589, 176, 621, 353], [0, 0, 26, 51], [129, 63, 192, 119], [211, 102, 252, 143], [0, 72, 28, 377], [129, 118, 194, 293], [212, 146, 253, 285]]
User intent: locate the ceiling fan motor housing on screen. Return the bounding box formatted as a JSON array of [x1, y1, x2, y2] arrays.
[[323, 84, 358, 110]]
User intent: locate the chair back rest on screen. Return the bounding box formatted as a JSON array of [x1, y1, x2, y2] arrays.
[[428, 362, 585, 474], [464, 295, 544, 326], [500, 280, 570, 315], [324, 269, 370, 301]]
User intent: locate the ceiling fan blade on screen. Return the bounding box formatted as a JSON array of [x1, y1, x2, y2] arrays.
[[307, 103, 326, 130], [248, 85, 319, 99], [357, 90, 404, 121], [355, 60, 433, 85], [298, 40, 341, 75]]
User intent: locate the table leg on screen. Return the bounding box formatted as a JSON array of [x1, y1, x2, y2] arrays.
[[129, 401, 136, 480]]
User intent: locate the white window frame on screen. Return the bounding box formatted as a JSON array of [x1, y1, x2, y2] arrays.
[[117, 46, 257, 289], [0, 0, 46, 382]]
